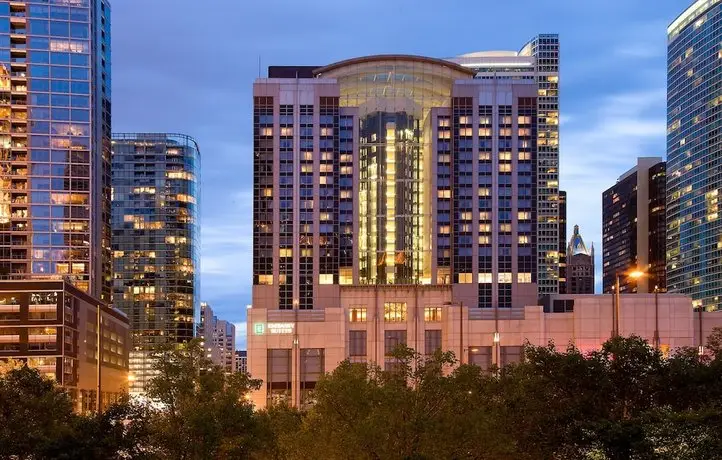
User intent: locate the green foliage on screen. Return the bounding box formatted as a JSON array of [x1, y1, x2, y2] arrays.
[[3, 334, 722, 459]]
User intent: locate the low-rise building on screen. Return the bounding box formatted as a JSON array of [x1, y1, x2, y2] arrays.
[[247, 286, 722, 408], [0, 280, 130, 413]]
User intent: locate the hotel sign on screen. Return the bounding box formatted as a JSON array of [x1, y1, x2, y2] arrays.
[[254, 322, 295, 335], [267, 322, 295, 334]]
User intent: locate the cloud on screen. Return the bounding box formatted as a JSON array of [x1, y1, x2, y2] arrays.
[[561, 87, 666, 291]]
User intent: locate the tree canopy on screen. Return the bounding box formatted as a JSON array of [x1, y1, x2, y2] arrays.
[[2, 332, 722, 459]]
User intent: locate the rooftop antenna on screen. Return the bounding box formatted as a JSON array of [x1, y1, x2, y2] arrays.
[[258, 55, 261, 78]]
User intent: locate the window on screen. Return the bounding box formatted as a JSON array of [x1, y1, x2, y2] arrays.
[[384, 303, 406, 322], [499, 164, 511, 173], [301, 349, 324, 383], [349, 307, 367, 322], [29, 305, 56, 321], [424, 306, 442, 322], [384, 330, 407, 355], [425, 330, 442, 355], [257, 274, 273, 285], [518, 273, 532, 283], [501, 346, 523, 366], [499, 152, 512, 161], [518, 152, 531, 161], [0, 305, 20, 321], [478, 273, 493, 283], [519, 236, 530, 244], [458, 273, 473, 284], [478, 235, 490, 244], [498, 273, 512, 283], [349, 330, 367, 357], [319, 274, 334, 285], [518, 211, 531, 220], [279, 248, 292, 258], [469, 347, 492, 370]]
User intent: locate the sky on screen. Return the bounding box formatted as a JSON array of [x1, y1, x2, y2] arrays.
[[111, 0, 693, 349]]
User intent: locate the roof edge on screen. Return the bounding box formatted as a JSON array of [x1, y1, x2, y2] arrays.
[[313, 54, 476, 77]]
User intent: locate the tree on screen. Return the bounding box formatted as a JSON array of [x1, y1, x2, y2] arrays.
[[0, 366, 78, 459], [145, 338, 264, 460]]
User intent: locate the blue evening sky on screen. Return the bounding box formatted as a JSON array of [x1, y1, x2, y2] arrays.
[[112, 0, 691, 349]]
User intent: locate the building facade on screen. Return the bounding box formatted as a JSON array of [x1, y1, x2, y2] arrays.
[[254, 36, 561, 319], [199, 301, 236, 373], [111, 133, 200, 394], [235, 349, 247, 374], [0, 0, 112, 301], [668, 0, 722, 311], [251, 37, 567, 407], [566, 224, 594, 294], [0, 280, 129, 413], [602, 157, 666, 294], [559, 191, 567, 293], [248, 288, 719, 408]]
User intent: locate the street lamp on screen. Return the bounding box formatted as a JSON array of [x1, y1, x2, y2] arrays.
[[613, 269, 645, 337]]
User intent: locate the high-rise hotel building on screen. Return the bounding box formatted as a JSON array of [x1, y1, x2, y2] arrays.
[[250, 36, 561, 406], [111, 133, 200, 394], [667, 0, 722, 311], [0, 1, 112, 301]]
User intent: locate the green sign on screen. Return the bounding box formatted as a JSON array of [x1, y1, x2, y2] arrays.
[[254, 323, 265, 335]]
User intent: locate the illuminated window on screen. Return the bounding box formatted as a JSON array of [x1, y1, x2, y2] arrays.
[[437, 190, 451, 199], [460, 212, 472, 221], [340, 190, 352, 199], [479, 116, 491, 125], [320, 127, 334, 136], [518, 116, 532, 125], [260, 127, 273, 136], [499, 164, 511, 173], [438, 225, 450, 234], [459, 127, 473, 136], [518, 128, 531, 136], [438, 130, 451, 139], [279, 248, 292, 258], [518, 212, 531, 220], [478, 128, 492, 136], [301, 248, 312, 257], [302, 151, 313, 161], [478, 152, 491, 161], [458, 273, 473, 284], [518, 152, 531, 161], [518, 273, 532, 283], [349, 307, 367, 322], [499, 224, 511, 233], [478, 273, 492, 283], [479, 212, 491, 220], [458, 116, 471, 125], [319, 274, 334, 285], [479, 188, 491, 197], [498, 273, 512, 283], [339, 268, 352, 285], [519, 235, 530, 244], [384, 302, 407, 322], [499, 152, 512, 161], [258, 274, 273, 285], [479, 223, 491, 232], [478, 235, 490, 244], [280, 127, 293, 136], [424, 306, 442, 322], [438, 118, 450, 128]]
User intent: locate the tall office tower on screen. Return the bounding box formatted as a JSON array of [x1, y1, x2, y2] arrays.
[[450, 35, 561, 296], [199, 301, 236, 373], [111, 133, 200, 393], [668, 0, 722, 311], [602, 157, 666, 294], [566, 224, 594, 294], [558, 190, 567, 293], [253, 35, 559, 319], [0, 1, 112, 301]]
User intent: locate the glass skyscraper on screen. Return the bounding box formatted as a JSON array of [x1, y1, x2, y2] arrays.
[[111, 133, 200, 393], [667, 0, 722, 311], [0, 0, 112, 301]]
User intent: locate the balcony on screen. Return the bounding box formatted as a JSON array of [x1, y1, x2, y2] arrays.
[[10, 71, 26, 79]]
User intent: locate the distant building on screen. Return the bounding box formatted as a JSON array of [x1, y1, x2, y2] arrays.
[[602, 157, 666, 294], [559, 191, 568, 294], [235, 350, 247, 374], [111, 133, 201, 394], [667, 0, 722, 311], [0, 280, 129, 414], [566, 225, 594, 294], [199, 302, 236, 373]]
